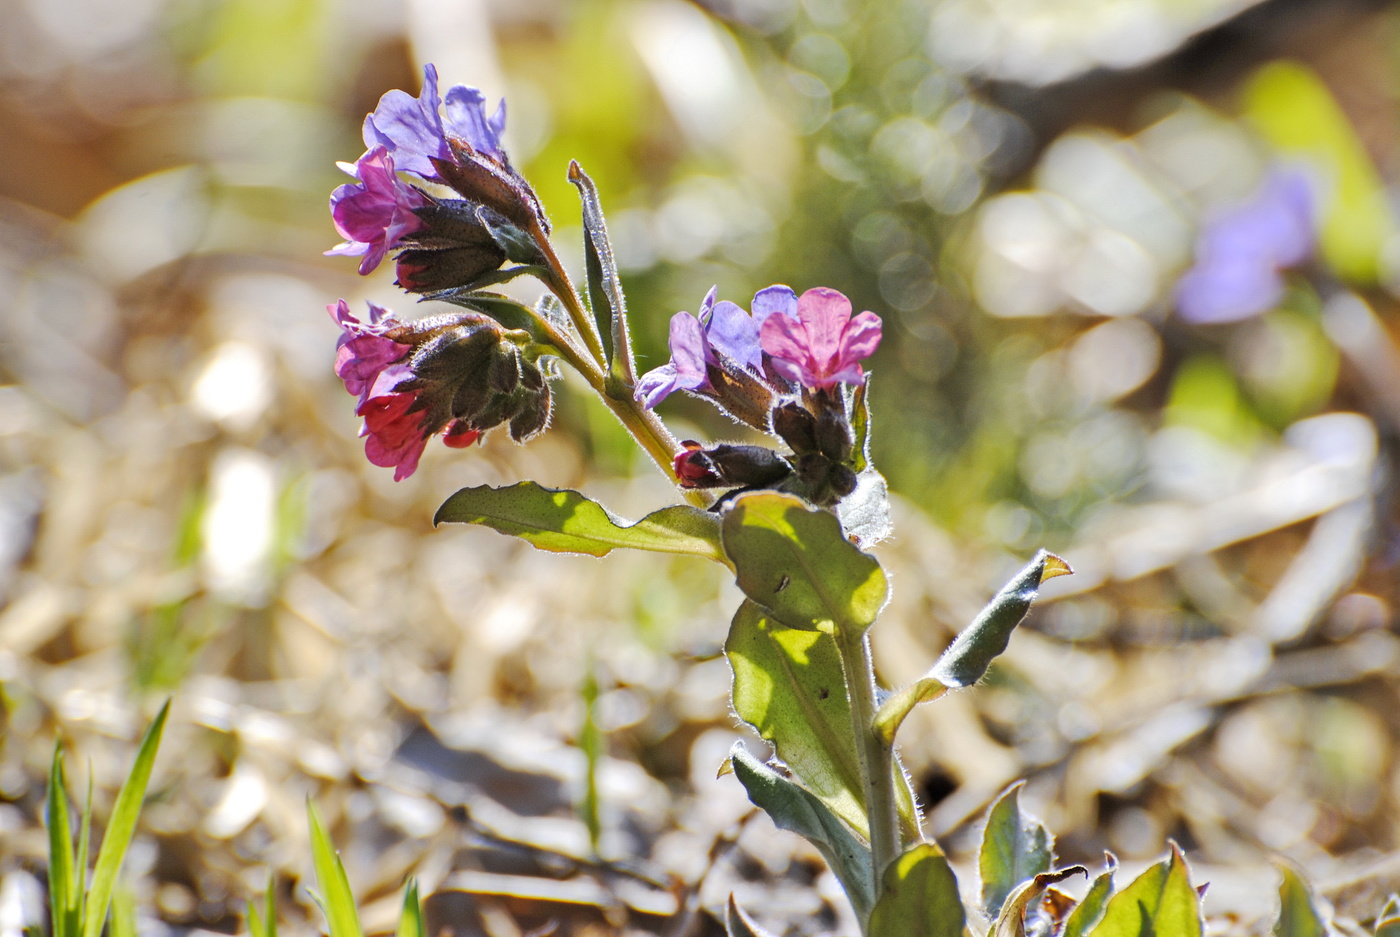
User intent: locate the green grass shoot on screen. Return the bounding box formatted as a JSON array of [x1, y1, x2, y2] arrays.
[[306, 801, 364, 937]]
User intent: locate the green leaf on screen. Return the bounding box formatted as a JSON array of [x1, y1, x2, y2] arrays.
[[82, 699, 170, 937], [873, 677, 946, 747], [931, 551, 1071, 688], [848, 382, 871, 475], [248, 874, 277, 937], [435, 482, 724, 563], [868, 843, 965, 937], [721, 492, 888, 636], [980, 782, 1054, 920], [75, 775, 92, 931], [307, 802, 363, 937], [110, 886, 138, 937], [46, 745, 78, 937], [1376, 895, 1400, 937], [568, 161, 633, 382], [1088, 845, 1201, 937], [395, 880, 425, 937], [729, 743, 876, 923], [993, 868, 1089, 937], [1274, 863, 1326, 937], [1062, 860, 1117, 937], [725, 894, 783, 937], [727, 600, 866, 836]]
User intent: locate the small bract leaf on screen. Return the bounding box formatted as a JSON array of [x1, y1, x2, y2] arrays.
[[836, 468, 892, 547], [1088, 845, 1201, 937], [868, 843, 965, 937], [993, 868, 1088, 937], [730, 743, 876, 923], [932, 551, 1071, 688], [980, 782, 1055, 920], [1375, 894, 1400, 937], [721, 491, 888, 635], [726, 894, 783, 937], [1062, 860, 1117, 937], [435, 482, 724, 563], [1274, 862, 1327, 937], [873, 677, 946, 746]]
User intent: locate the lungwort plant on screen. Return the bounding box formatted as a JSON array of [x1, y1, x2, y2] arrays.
[[310, 65, 1398, 936]]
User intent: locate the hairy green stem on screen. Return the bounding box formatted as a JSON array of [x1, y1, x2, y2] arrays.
[[535, 231, 608, 370], [838, 628, 902, 900]]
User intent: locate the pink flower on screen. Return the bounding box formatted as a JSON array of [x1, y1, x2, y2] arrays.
[[759, 288, 882, 390], [326, 147, 429, 275], [328, 300, 412, 405]]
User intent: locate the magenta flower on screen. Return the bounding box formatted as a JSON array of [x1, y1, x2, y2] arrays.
[[357, 364, 429, 482], [362, 64, 507, 179], [634, 287, 766, 407], [326, 147, 429, 275], [329, 299, 412, 404], [760, 288, 882, 389]]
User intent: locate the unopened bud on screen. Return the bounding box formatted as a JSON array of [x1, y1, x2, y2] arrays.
[[771, 401, 818, 454], [488, 344, 523, 393], [673, 442, 792, 489], [815, 408, 854, 463]]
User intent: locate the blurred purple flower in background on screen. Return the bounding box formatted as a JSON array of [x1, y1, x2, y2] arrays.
[[1176, 168, 1317, 324], [326, 147, 429, 275]]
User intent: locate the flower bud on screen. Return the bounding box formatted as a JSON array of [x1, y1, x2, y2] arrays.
[[673, 442, 792, 490]]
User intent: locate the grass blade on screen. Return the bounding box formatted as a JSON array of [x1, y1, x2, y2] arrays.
[[76, 771, 93, 927], [81, 699, 171, 937], [46, 745, 77, 937], [395, 879, 424, 937], [307, 801, 363, 937], [110, 885, 138, 937]]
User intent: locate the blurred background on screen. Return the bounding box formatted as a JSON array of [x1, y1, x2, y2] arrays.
[[3, 0, 1400, 934]]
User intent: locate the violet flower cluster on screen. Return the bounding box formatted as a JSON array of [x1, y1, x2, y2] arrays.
[[323, 63, 885, 509]]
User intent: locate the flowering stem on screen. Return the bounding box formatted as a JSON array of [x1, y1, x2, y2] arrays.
[[534, 229, 608, 371], [837, 627, 902, 894]]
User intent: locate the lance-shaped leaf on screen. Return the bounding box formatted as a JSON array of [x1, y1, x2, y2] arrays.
[[730, 743, 876, 922], [721, 491, 888, 635], [875, 553, 1071, 744], [82, 700, 170, 937], [568, 161, 633, 383], [1088, 845, 1201, 937], [848, 381, 872, 475], [931, 551, 1071, 688], [980, 782, 1055, 920], [868, 844, 965, 937], [1062, 858, 1117, 937], [726, 895, 783, 937], [1274, 863, 1326, 937], [993, 868, 1089, 937], [435, 482, 724, 563]]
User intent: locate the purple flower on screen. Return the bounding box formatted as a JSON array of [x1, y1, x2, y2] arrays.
[[634, 287, 766, 406], [362, 64, 507, 179], [326, 147, 429, 276], [443, 85, 507, 163], [760, 288, 882, 389], [1176, 168, 1316, 324]]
